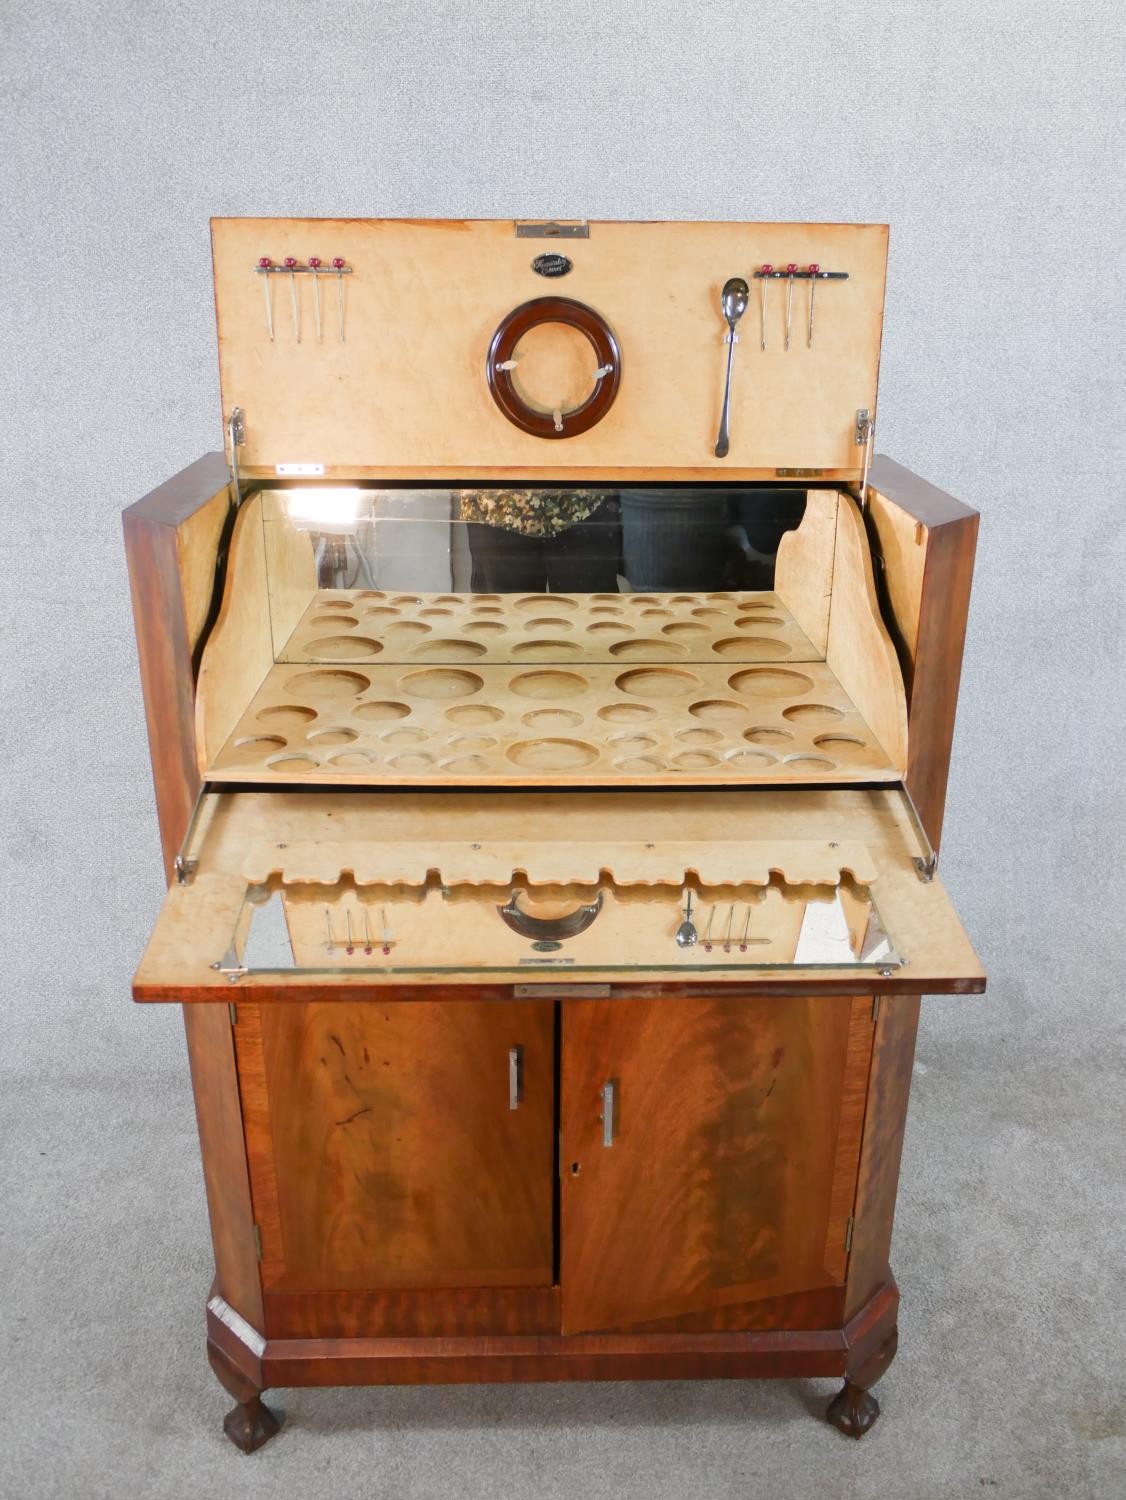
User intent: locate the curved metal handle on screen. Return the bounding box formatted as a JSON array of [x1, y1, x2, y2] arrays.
[[497, 890, 604, 941]]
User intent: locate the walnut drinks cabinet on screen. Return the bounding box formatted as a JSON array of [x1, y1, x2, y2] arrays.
[[125, 219, 984, 1452]]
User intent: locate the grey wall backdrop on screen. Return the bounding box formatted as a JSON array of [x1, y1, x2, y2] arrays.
[[2, 3, 1123, 1497]]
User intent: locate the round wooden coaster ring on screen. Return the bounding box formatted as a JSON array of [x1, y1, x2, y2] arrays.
[[486, 297, 622, 439]]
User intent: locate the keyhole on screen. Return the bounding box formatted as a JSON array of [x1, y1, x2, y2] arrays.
[[570, 1161, 581, 1176]]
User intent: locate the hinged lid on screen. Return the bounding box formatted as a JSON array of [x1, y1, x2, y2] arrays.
[[211, 218, 888, 481]]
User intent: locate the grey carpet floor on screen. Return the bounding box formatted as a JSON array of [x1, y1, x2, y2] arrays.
[[3, 990, 1123, 1500]]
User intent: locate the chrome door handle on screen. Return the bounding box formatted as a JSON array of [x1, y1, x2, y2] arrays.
[[508, 1045, 523, 1110], [600, 1078, 618, 1147]]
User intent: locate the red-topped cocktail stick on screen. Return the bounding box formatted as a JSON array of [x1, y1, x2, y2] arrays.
[[332, 258, 347, 343], [308, 257, 323, 341], [283, 257, 301, 342], [807, 264, 820, 347], [257, 257, 274, 341], [759, 264, 773, 350], [784, 263, 798, 351]]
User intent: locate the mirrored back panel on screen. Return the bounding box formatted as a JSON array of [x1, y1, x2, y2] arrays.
[[261, 483, 813, 666]]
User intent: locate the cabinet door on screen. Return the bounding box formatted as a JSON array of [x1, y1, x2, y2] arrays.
[[236, 1000, 554, 1292], [560, 995, 872, 1334]]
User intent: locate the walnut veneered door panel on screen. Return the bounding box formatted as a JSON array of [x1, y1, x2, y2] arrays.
[[559, 995, 873, 1335], [235, 1000, 554, 1293]]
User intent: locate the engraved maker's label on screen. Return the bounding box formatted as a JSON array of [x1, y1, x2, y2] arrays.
[[532, 252, 573, 278], [518, 956, 575, 966]]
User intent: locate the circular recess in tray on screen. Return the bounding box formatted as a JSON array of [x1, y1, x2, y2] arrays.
[[354, 700, 411, 722], [316, 596, 352, 608], [590, 593, 620, 602], [671, 750, 721, 770], [434, 595, 463, 604], [784, 753, 836, 771], [449, 733, 499, 751], [688, 699, 748, 721], [381, 727, 430, 747], [615, 755, 664, 772], [588, 620, 631, 635], [512, 639, 583, 660], [385, 621, 432, 639], [744, 726, 794, 745], [735, 614, 784, 628], [589, 605, 624, 616], [669, 594, 696, 603], [676, 726, 723, 746], [419, 607, 454, 617], [400, 668, 484, 699], [266, 752, 319, 771], [524, 616, 574, 632], [257, 704, 317, 728], [609, 638, 687, 660], [392, 595, 423, 606], [471, 604, 505, 616], [388, 752, 435, 771], [328, 750, 378, 768], [738, 598, 775, 610], [661, 622, 708, 638], [814, 733, 867, 750], [691, 607, 727, 621], [726, 748, 777, 768], [513, 594, 579, 610], [362, 605, 401, 618], [446, 703, 504, 725], [230, 735, 286, 760], [522, 707, 583, 730], [729, 668, 813, 699], [615, 668, 700, 697], [308, 635, 383, 659], [355, 591, 386, 600], [627, 595, 657, 604], [711, 636, 791, 661], [464, 620, 506, 635], [475, 594, 502, 602], [509, 669, 588, 699], [640, 607, 673, 618], [597, 702, 657, 722], [507, 738, 599, 770], [312, 614, 359, 629], [608, 732, 659, 752], [284, 669, 370, 697], [782, 702, 844, 724], [442, 753, 492, 774], [307, 727, 359, 746], [409, 638, 488, 661]]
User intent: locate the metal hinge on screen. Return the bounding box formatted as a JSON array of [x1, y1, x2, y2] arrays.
[[844, 1216, 854, 1254], [253, 1224, 262, 1261], [228, 406, 246, 508], [855, 407, 875, 506], [228, 1001, 238, 1026], [872, 995, 881, 1024], [515, 220, 589, 239]]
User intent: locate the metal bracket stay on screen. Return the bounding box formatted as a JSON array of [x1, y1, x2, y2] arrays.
[[227, 407, 246, 508]]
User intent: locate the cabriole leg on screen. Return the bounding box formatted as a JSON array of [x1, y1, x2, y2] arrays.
[[207, 1341, 282, 1453], [825, 1326, 898, 1439]]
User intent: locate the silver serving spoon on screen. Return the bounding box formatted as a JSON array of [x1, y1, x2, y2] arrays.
[[676, 889, 698, 948], [714, 277, 749, 458]]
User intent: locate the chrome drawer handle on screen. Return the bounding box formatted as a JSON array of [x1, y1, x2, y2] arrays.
[[600, 1078, 618, 1147], [508, 1045, 523, 1111]]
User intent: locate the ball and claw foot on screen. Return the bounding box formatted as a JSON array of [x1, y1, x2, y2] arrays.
[[824, 1324, 897, 1440], [208, 1340, 283, 1453], [825, 1379, 880, 1439], [223, 1393, 282, 1454]]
